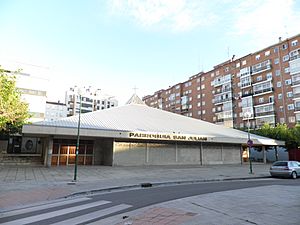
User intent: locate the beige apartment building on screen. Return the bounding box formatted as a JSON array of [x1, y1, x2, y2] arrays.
[[143, 34, 300, 129]]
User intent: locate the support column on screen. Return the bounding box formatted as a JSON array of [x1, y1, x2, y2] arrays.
[[262, 146, 266, 164], [200, 142, 203, 165], [45, 136, 53, 167]]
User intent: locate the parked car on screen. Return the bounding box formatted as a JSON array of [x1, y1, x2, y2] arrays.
[[269, 161, 300, 179]]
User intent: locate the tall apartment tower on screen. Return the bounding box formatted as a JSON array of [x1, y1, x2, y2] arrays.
[[143, 34, 300, 129], [65, 86, 118, 116]]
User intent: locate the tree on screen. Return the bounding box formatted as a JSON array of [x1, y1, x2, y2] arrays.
[[252, 123, 300, 149], [0, 67, 30, 135]]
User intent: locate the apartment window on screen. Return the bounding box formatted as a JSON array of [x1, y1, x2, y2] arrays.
[[280, 118, 285, 124], [202, 93, 205, 97], [277, 81, 282, 87], [202, 101, 206, 106], [284, 67, 290, 73], [242, 60, 247, 65], [201, 84, 205, 89], [274, 47, 279, 53], [211, 72, 215, 77], [176, 93, 180, 97], [265, 50, 270, 56], [289, 116, 296, 123], [278, 93, 282, 99], [255, 54, 260, 60], [189, 97, 192, 101], [197, 86, 200, 91], [282, 44, 288, 50], [197, 94, 201, 99], [197, 102, 201, 107], [279, 106, 284, 112], [291, 40, 298, 46], [259, 97, 264, 103], [202, 110, 206, 114], [288, 104, 294, 110], [257, 76, 262, 81], [198, 111, 201, 115], [275, 70, 281, 76], [197, 78, 200, 83], [269, 96, 274, 103], [216, 70, 220, 76], [287, 92, 293, 98], [285, 79, 292, 85], [274, 58, 279, 64], [189, 105, 192, 109], [236, 62, 240, 68], [176, 85, 180, 89], [212, 108, 215, 112], [266, 73, 272, 80], [225, 67, 229, 72], [283, 55, 289, 62], [201, 76, 205, 81]]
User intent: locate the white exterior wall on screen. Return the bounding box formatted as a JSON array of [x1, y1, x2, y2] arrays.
[[45, 102, 68, 121]]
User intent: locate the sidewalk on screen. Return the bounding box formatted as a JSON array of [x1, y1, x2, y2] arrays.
[[0, 163, 271, 211]]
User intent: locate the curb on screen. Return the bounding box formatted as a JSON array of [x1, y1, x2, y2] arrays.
[[64, 175, 271, 199]]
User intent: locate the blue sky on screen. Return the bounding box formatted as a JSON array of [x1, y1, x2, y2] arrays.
[[0, 0, 299, 104]]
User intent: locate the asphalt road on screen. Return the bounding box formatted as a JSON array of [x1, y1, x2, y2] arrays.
[[1, 178, 299, 225]]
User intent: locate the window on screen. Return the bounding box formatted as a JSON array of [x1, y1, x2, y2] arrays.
[[197, 102, 201, 107], [291, 40, 298, 46], [283, 55, 289, 62], [257, 76, 262, 81], [202, 101, 206, 106], [197, 86, 200, 91], [212, 108, 215, 112], [201, 76, 205, 81], [256, 54, 260, 60], [242, 60, 247, 65], [259, 97, 264, 103], [269, 96, 274, 103], [284, 67, 290, 73], [280, 118, 285, 124], [266, 73, 272, 80], [277, 81, 282, 87], [265, 50, 270, 56], [211, 72, 215, 77], [236, 62, 240, 68], [197, 94, 201, 99], [275, 70, 281, 76], [202, 93, 205, 97], [202, 110, 206, 114], [274, 47, 279, 53], [279, 106, 284, 112], [197, 78, 200, 83], [216, 70, 220, 75], [225, 67, 229, 72], [201, 84, 205, 89], [282, 44, 288, 50], [288, 104, 294, 110], [285, 79, 292, 85], [278, 93, 282, 99], [287, 92, 293, 98], [289, 116, 296, 123], [274, 58, 279, 64]]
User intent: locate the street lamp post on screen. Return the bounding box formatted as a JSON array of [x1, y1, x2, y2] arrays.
[[244, 112, 253, 174], [73, 93, 82, 181]]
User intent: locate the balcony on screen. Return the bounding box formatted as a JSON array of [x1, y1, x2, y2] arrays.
[[294, 106, 300, 112], [251, 60, 271, 75], [241, 92, 253, 98], [289, 49, 300, 61], [214, 97, 232, 105], [293, 93, 300, 99], [292, 78, 300, 86], [253, 87, 273, 96], [255, 110, 275, 118]]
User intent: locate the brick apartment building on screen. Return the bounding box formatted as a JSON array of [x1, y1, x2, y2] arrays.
[[143, 34, 300, 129]]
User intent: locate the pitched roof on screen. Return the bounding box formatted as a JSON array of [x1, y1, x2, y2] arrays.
[[23, 104, 284, 146], [126, 94, 145, 105]]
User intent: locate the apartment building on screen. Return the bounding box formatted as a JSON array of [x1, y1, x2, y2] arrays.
[[45, 101, 68, 121], [1, 62, 49, 123], [65, 86, 118, 116], [143, 34, 300, 129]]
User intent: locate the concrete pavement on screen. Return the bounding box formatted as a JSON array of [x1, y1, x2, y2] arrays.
[[1, 163, 299, 224]]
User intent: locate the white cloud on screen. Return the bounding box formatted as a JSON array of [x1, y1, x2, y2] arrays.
[[230, 0, 300, 47], [108, 0, 219, 32]]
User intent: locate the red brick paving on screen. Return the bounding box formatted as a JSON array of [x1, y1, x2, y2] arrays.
[[117, 207, 196, 225]]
